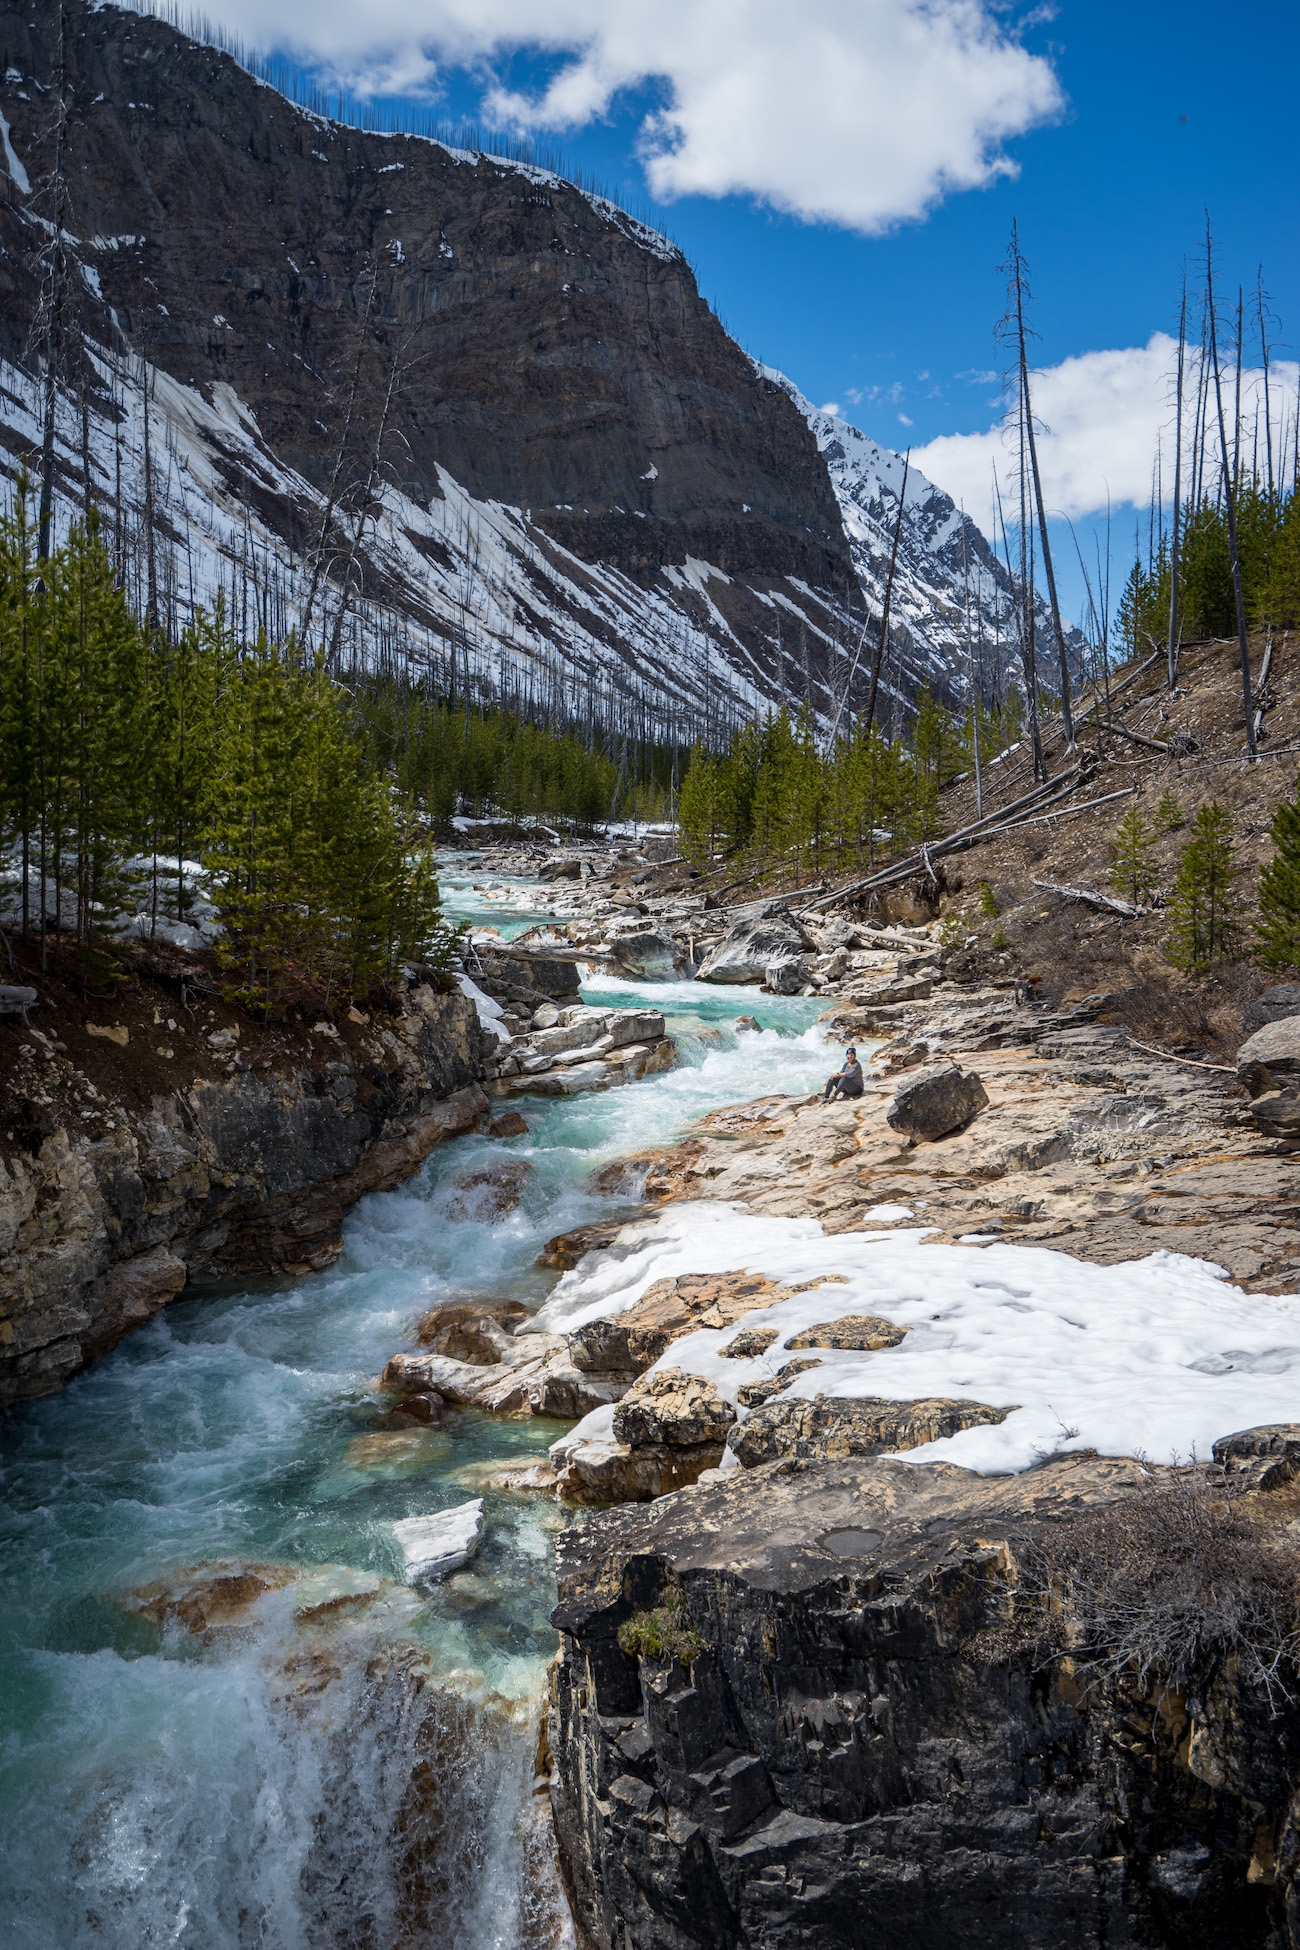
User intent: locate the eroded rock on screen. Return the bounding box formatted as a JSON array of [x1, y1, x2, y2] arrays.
[[786, 1313, 908, 1351], [737, 1358, 822, 1406], [728, 1393, 1011, 1466], [613, 1368, 737, 1448], [393, 1501, 485, 1581], [696, 901, 811, 985]]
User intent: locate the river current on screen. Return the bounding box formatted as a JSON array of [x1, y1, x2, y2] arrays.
[[0, 864, 832, 1948]]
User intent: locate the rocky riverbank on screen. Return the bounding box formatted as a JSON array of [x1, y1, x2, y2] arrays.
[[437, 941, 1300, 1949], [0, 965, 497, 1406]]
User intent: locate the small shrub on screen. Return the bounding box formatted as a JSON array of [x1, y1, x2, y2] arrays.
[[991, 921, 1008, 951], [618, 1587, 708, 1667], [978, 880, 1001, 918], [1027, 1468, 1300, 1707]]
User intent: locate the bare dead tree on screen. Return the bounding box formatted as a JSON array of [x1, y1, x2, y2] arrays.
[[300, 271, 378, 647], [36, 5, 69, 563], [861, 450, 909, 739], [1205, 222, 1255, 759], [1003, 225, 1074, 746], [1167, 275, 1186, 690]]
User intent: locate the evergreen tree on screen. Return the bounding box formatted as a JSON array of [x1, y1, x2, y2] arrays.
[[1109, 804, 1158, 907], [1166, 800, 1240, 971], [1155, 789, 1184, 833], [1256, 787, 1300, 974]]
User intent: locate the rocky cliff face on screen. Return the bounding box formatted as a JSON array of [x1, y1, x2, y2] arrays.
[[549, 1452, 1300, 1949], [0, 0, 863, 733], [0, 979, 492, 1406], [0, 1, 1014, 734]]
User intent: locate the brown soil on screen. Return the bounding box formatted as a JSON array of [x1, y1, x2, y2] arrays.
[[0, 935, 398, 1168]]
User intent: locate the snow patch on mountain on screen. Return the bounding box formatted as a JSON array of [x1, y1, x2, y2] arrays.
[[761, 366, 1084, 718]]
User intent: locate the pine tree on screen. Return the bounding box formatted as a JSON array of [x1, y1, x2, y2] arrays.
[[1256, 788, 1300, 974], [1109, 805, 1158, 907], [1155, 789, 1184, 833], [1166, 800, 1240, 971]]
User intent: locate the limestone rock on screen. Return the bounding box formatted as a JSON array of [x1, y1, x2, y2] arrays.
[[696, 901, 811, 985], [487, 1110, 529, 1138], [418, 1313, 519, 1365], [549, 1450, 1300, 1950], [1242, 984, 1300, 1035], [415, 1296, 527, 1345], [887, 1060, 989, 1140], [444, 1154, 530, 1216], [613, 1368, 737, 1448], [1237, 1015, 1300, 1095], [1248, 1090, 1300, 1139], [737, 1358, 822, 1406], [718, 1326, 779, 1359], [392, 1500, 485, 1580], [568, 1271, 803, 1375], [728, 1393, 1011, 1466], [553, 1434, 724, 1504], [609, 925, 683, 980], [786, 1314, 908, 1352], [536, 1218, 630, 1272], [763, 956, 812, 994], [528, 1362, 637, 1420]]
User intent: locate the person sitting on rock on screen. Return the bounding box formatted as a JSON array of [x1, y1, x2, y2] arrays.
[[823, 1046, 864, 1103]]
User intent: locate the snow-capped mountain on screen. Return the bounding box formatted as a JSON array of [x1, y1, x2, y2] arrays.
[[0, 0, 1080, 751], [762, 369, 1085, 725]]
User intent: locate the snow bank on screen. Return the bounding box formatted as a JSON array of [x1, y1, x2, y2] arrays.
[[535, 1202, 1300, 1474]]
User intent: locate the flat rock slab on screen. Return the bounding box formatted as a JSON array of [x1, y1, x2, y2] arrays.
[[392, 1500, 485, 1580], [728, 1394, 1012, 1467], [786, 1313, 908, 1351]]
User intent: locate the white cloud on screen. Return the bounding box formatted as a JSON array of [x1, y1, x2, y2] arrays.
[[197, 0, 1063, 232], [914, 334, 1300, 526]]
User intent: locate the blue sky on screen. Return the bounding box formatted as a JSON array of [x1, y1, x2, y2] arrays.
[[214, 0, 1299, 620]]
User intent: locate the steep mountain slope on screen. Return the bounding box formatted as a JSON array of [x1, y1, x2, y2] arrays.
[[0, 0, 1063, 741], [764, 371, 1085, 727]]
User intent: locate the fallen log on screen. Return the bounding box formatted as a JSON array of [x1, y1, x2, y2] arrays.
[[804, 767, 1087, 913], [1031, 877, 1143, 918], [0, 984, 38, 1021]]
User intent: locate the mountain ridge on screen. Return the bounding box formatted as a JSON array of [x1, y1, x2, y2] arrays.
[[0, 0, 1070, 742]]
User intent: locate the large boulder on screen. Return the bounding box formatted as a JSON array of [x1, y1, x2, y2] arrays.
[[727, 1394, 1011, 1467], [1237, 1016, 1300, 1095], [1242, 985, 1300, 1035], [608, 923, 683, 980], [613, 1368, 737, 1448], [696, 901, 812, 985], [1247, 1091, 1300, 1140], [887, 1060, 988, 1140]]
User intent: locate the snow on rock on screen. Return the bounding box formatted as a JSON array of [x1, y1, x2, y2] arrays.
[[457, 973, 511, 1042], [537, 1202, 1300, 1475], [392, 1499, 485, 1581]]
